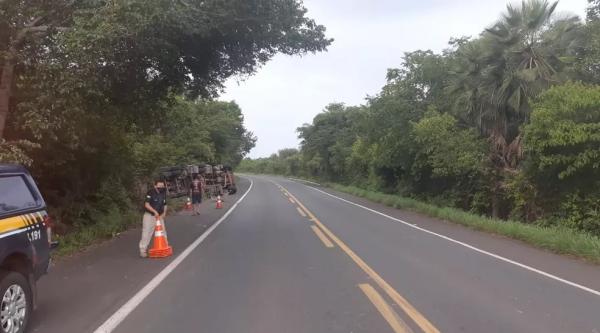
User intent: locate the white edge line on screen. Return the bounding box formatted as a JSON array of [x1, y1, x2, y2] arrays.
[[288, 177, 321, 186], [297, 182, 600, 298], [94, 178, 254, 333]]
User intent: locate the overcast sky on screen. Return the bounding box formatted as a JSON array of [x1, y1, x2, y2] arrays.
[[220, 0, 588, 158]]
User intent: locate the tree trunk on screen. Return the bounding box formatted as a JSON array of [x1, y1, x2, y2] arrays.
[[491, 191, 500, 218], [0, 58, 15, 139], [0, 18, 46, 139]]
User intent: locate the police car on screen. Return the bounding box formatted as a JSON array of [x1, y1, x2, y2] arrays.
[[0, 164, 57, 333]]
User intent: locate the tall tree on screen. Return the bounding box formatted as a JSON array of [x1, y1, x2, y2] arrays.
[[0, 0, 333, 139], [448, 0, 583, 216], [589, 0, 600, 19], [0, 0, 76, 138], [483, 0, 582, 153], [582, 0, 600, 82], [297, 103, 358, 181]]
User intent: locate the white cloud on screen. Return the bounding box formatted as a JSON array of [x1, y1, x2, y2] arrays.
[[220, 0, 588, 158]]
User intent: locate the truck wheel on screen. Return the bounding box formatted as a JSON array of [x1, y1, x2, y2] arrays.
[[0, 271, 31, 333]]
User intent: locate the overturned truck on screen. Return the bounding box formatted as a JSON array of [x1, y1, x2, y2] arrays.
[[158, 164, 236, 199]]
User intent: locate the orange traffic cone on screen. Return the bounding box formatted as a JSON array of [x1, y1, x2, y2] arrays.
[[148, 218, 173, 258], [216, 195, 223, 209], [185, 197, 192, 211]]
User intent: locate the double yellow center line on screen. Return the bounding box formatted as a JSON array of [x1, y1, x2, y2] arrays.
[[278, 183, 440, 333], [310, 225, 334, 248], [359, 283, 415, 333], [296, 207, 307, 218]]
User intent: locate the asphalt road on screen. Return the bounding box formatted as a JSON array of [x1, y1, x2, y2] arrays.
[[34, 175, 600, 332]]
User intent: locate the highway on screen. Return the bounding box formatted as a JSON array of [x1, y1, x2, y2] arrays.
[[35, 175, 600, 333]]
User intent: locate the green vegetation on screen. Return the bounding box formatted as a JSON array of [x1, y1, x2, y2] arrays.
[[53, 196, 189, 258], [52, 208, 139, 258], [1, 0, 331, 248], [240, 0, 600, 247]]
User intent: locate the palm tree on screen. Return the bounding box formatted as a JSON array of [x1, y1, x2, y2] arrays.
[[483, 0, 582, 159], [451, 2, 583, 122], [448, 0, 583, 216], [446, 38, 492, 133]]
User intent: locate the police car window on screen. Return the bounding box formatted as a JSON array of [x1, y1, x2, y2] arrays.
[[0, 176, 37, 214]]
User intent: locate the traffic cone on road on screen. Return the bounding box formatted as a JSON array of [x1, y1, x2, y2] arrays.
[[185, 197, 192, 211], [148, 218, 173, 258], [216, 195, 223, 209]]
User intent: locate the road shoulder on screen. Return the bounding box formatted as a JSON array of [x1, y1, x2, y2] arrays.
[[30, 178, 250, 333]]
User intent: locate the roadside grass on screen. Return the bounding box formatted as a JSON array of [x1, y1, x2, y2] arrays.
[[53, 196, 189, 258], [330, 184, 600, 264], [53, 208, 139, 258]]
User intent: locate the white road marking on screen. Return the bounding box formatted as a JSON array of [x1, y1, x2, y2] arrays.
[[288, 177, 321, 186], [299, 183, 600, 298], [94, 179, 254, 332]]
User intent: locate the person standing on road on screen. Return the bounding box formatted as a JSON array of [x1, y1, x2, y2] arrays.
[[139, 180, 168, 258], [190, 175, 203, 216]]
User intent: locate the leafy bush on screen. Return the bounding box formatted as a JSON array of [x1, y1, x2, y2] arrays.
[[411, 110, 485, 179], [522, 82, 600, 232], [557, 194, 600, 235], [525, 82, 600, 181]]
